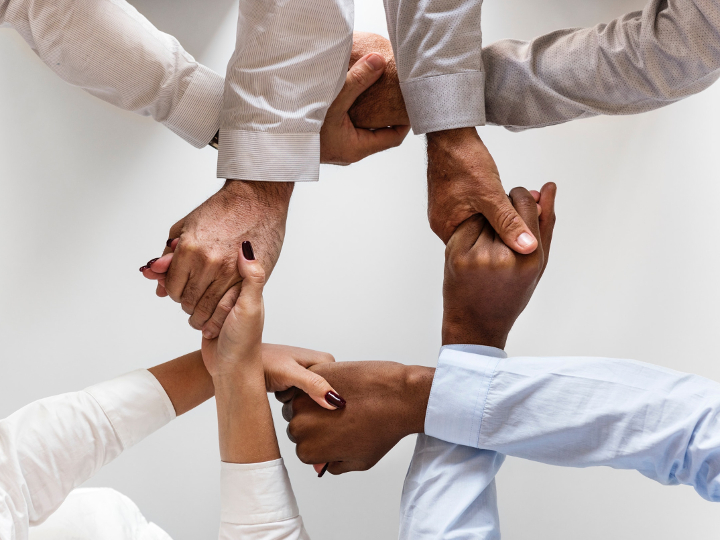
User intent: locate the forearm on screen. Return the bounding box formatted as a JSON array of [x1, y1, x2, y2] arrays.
[[218, 0, 352, 182], [148, 351, 214, 416], [426, 347, 720, 501], [1, 0, 223, 147], [383, 0, 485, 134], [484, 0, 720, 130]]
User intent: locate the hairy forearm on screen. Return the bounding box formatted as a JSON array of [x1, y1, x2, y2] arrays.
[[148, 351, 214, 416]]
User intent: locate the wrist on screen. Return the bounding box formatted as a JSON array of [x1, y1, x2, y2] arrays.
[[402, 365, 435, 435], [222, 180, 294, 210], [441, 318, 508, 350]]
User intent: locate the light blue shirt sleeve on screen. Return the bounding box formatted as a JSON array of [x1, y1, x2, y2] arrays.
[[426, 347, 720, 502], [399, 345, 508, 540]]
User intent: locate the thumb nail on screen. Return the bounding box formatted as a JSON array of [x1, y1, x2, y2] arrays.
[[517, 232, 535, 248], [242, 241, 255, 260], [366, 53, 384, 71], [325, 391, 346, 409]]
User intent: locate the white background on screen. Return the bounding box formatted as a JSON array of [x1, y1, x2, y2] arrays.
[[2, 0, 720, 538]]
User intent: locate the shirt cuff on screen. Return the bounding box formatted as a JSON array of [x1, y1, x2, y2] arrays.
[[221, 459, 300, 525], [84, 369, 176, 451], [163, 65, 224, 148], [401, 72, 486, 135], [424, 345, 507, 447], [217, 131, 319, 182]]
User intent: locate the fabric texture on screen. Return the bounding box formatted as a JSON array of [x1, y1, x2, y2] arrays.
[[217, 0, 353, 182], [483, 0, 720, 130], [0, 370, 175, 540], [0, 0, 224, 148]]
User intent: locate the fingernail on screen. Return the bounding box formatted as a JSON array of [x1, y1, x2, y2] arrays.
[[366, 53, 384, 71], [318, 463, 329, 478], [166, 238, 174, 247], [202, 329, 213, 339], [517, 232, 535, 248], [146, 258, 159, 267], [139, 266, 147, 272], [242, 241, 255, 260], [325, 391, 346, 409]]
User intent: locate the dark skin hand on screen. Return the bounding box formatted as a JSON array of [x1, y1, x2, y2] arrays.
[[277, 184, 558, 474]]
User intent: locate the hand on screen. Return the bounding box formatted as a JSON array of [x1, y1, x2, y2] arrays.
[[442, 183, 557, 348], [276, 361, 434, 475], [346, 32, 409, 129], [427, 128, 539, 254], [201, 242, 266, 378], [141, 180, 292, 339], [321, 51, 410, 165]]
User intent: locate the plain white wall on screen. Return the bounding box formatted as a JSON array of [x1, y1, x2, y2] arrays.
[[2, 0, 720, 538]]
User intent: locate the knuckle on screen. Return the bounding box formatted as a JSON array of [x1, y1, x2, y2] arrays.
[[296, 445, 313, 465], [187, 316, 203, 330], [349, 67, 368, 87], [496, 207, 525, 233], [323, 352, 336, 364]]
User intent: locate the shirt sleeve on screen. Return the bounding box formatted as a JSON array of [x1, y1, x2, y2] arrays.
[[426, 346, 720, 502], [216, 0, 353, 183], [0, 0, 224, 148], [483, 0, 720, 131], [0, 369, 175, 539], [219, 459, 310, 540], [382, 0, 485, 134], [400, 435, 503, 540]]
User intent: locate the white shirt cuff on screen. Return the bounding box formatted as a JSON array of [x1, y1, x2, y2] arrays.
[[217, 131, 320, 182], [163, 65, 224, 148], [84, 369, 176, 451], [221, 459, 300, 525], [424, 346, 507, 447], [401, 72, 486, 135]]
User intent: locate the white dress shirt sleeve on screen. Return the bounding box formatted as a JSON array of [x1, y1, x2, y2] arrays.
[[0, 0, 224, 148], [383, 0, 485, 134], [216, 0, 353, 183], [0, 369, 175, 540], [426, 346, 720, 502], [219, 459, 309, 540], [482, 0, 720, 131]]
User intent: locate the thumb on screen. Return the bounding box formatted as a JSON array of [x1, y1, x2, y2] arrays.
[[286, 362, 346, 411], [236, 241, 266, 308], [479, 189, 538, 255], [330, 53, 386, 115]]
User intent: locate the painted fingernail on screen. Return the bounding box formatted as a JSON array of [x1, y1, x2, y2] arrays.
[[146, 258, 159, 267], [242, 241, 255, 260], [139, 266, 147, 272], [366, 53, 384, 71], [325, 391, 346, 409], [166, 238, 174, 247], [517, 232, 535, 248], [318, 463, 329, 478]]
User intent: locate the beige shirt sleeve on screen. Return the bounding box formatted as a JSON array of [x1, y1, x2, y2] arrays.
[[0, 0, 224, 147], [483, 0, 720, 130]]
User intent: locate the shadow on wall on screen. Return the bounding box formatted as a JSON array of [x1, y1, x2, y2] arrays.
[[129, 0, 236, 59]]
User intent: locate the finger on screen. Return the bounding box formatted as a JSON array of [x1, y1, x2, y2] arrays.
[[508, 187, 542, 243], [141, 267, 165, 280], [480, 188, 538, 255], [331, 53, 386, 115], [164, 247, 192, 304], [286, 424, 297, 444], [156, 283, 168, 298], [446, 214, 489, 256], [190, 271, 240, 332], [148, 253, 173, 274], [235, 241, 266, 307], [282, 400, 294, 422], [200, 283, 242, 339], [285, 362, 345, 410], [313, 463, 328, 476], [327, 461, 365, 475], [275, 387, 300, 404], [538, 182, 558, 274], [354, 125, 410, 160], [285, 347, 336, 369]]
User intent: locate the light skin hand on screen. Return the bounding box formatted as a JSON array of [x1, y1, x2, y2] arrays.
[[277, 185, 557, 474], [320, 52, 410, 165]]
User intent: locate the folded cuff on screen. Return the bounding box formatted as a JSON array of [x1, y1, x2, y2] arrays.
[[401, 71, 486, 135], [164, 65, 224, 148], [217, 131, 319, 182], [221, 459, 300, 525], [85, 369, 176, 451], [424, 346, 506, 448]]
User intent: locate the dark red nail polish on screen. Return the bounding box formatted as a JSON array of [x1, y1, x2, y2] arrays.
[[325, 391, 346, 409], [147, 258, 159, 267], [242, 241, 255, 260], [139, 266, 147, 272], [318, 463, 329, 478], [166, 238, 174, 247]]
